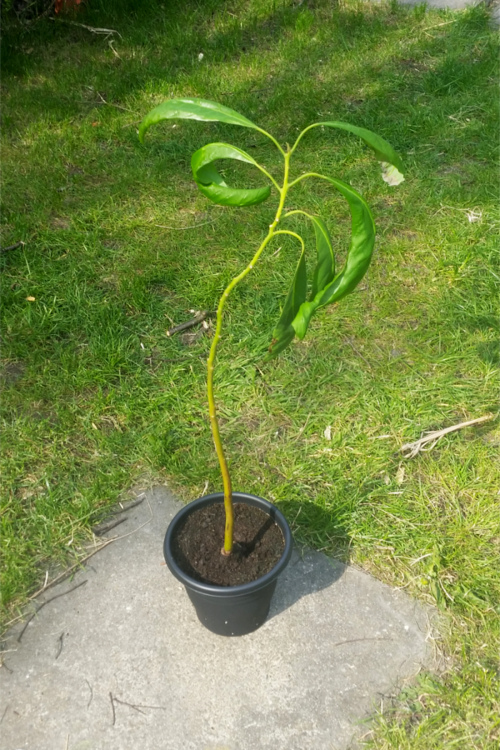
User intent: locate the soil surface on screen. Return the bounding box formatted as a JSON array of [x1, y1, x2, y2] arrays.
[[171, 503, 285, 586]]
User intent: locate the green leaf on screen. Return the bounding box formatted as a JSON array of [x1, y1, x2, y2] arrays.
[[291, 177, 375, 340], [313, 177, 375, 307], [279, 210, 335, 304], [318, 121, 404, 174], [264, 326, 295, 361], [192, 142, 262, 172], [139, 98, 261, 142], [191, 143, 271, 207], [267, 243, 307, 357], [309, 216, 336, 299], [273, 245, 307, 339]]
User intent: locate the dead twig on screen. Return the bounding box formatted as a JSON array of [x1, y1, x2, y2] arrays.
[[124, 701, 165, 711], [119, 497, 145, 511], [0, 241, 25, 254], [96, 92, 136, 114], [108, 40, 122, 60], [120, 119, 142, 129], [92, 517, 127, 536], [86, 680, 93, 709], [342, 336, 372, 370], [113, 697, 146, 715], [167, 310, 214, 337], [112, 497, 145, 514], [422, 18, 460, 32], [332, 637, 394, 648], [51, 18, 122, 39], [17, 580, 88, 643], [55, 632, 65, 660], [110, 692, 116, 727], [0, 704, 9, 724], [110, 693, 166, 724], [401, 414, 494, 459]]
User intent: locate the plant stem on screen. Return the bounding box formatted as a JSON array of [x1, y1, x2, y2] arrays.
[[208, 148, 291, 555]]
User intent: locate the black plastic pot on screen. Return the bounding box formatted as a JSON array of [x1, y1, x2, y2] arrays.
[[164, 492, 293, 636]]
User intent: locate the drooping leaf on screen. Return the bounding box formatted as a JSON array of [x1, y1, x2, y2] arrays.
[[277, 211, 336, 308], [197, 182, 271, 206], [266, 243, 307, 358], [139, 98, 261, 142], [313, 177, 375, 307], [308, 216, 336, 299], [265, 326, 295, 361], [290, 177, 375, 341], [311, 121, 404, 183], [191, 143, 271, 206], [273, 245, 307, 340]]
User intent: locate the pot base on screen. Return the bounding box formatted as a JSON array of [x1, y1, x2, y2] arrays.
[[185, 579, 279, 636]]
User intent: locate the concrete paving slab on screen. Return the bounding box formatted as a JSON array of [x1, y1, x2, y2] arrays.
[[0, 487, 437, 750]]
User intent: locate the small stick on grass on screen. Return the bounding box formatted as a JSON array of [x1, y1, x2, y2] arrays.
[[0, 241, 25, 254], [400, 414, 494, 459], [343, 336, 372, 370], [167, 310, 214, 337], [96, 92, 136, 114], [50, 18, 122, 38]]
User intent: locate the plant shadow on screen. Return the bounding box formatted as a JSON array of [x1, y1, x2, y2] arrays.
[[268, 545, 346, 622], [477, 340, 500, 366], [268, 499, 350, 621]]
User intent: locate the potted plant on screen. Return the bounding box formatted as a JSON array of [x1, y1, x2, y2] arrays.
[[139, 99, 404, 636]]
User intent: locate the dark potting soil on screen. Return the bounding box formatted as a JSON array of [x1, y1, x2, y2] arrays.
[[171, 503, 285, 587]]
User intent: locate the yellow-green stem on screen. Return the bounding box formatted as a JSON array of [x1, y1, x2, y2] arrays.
[[209, 149, 291, 555]]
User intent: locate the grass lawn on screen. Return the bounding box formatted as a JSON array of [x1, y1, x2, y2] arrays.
[[1, 0, 499, 746]]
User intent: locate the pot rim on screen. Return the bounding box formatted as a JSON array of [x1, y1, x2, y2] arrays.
[[164, 491, 293, 597]]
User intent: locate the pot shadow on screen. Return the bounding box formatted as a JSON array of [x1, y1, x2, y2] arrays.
[[267, 500, 350, 621]]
